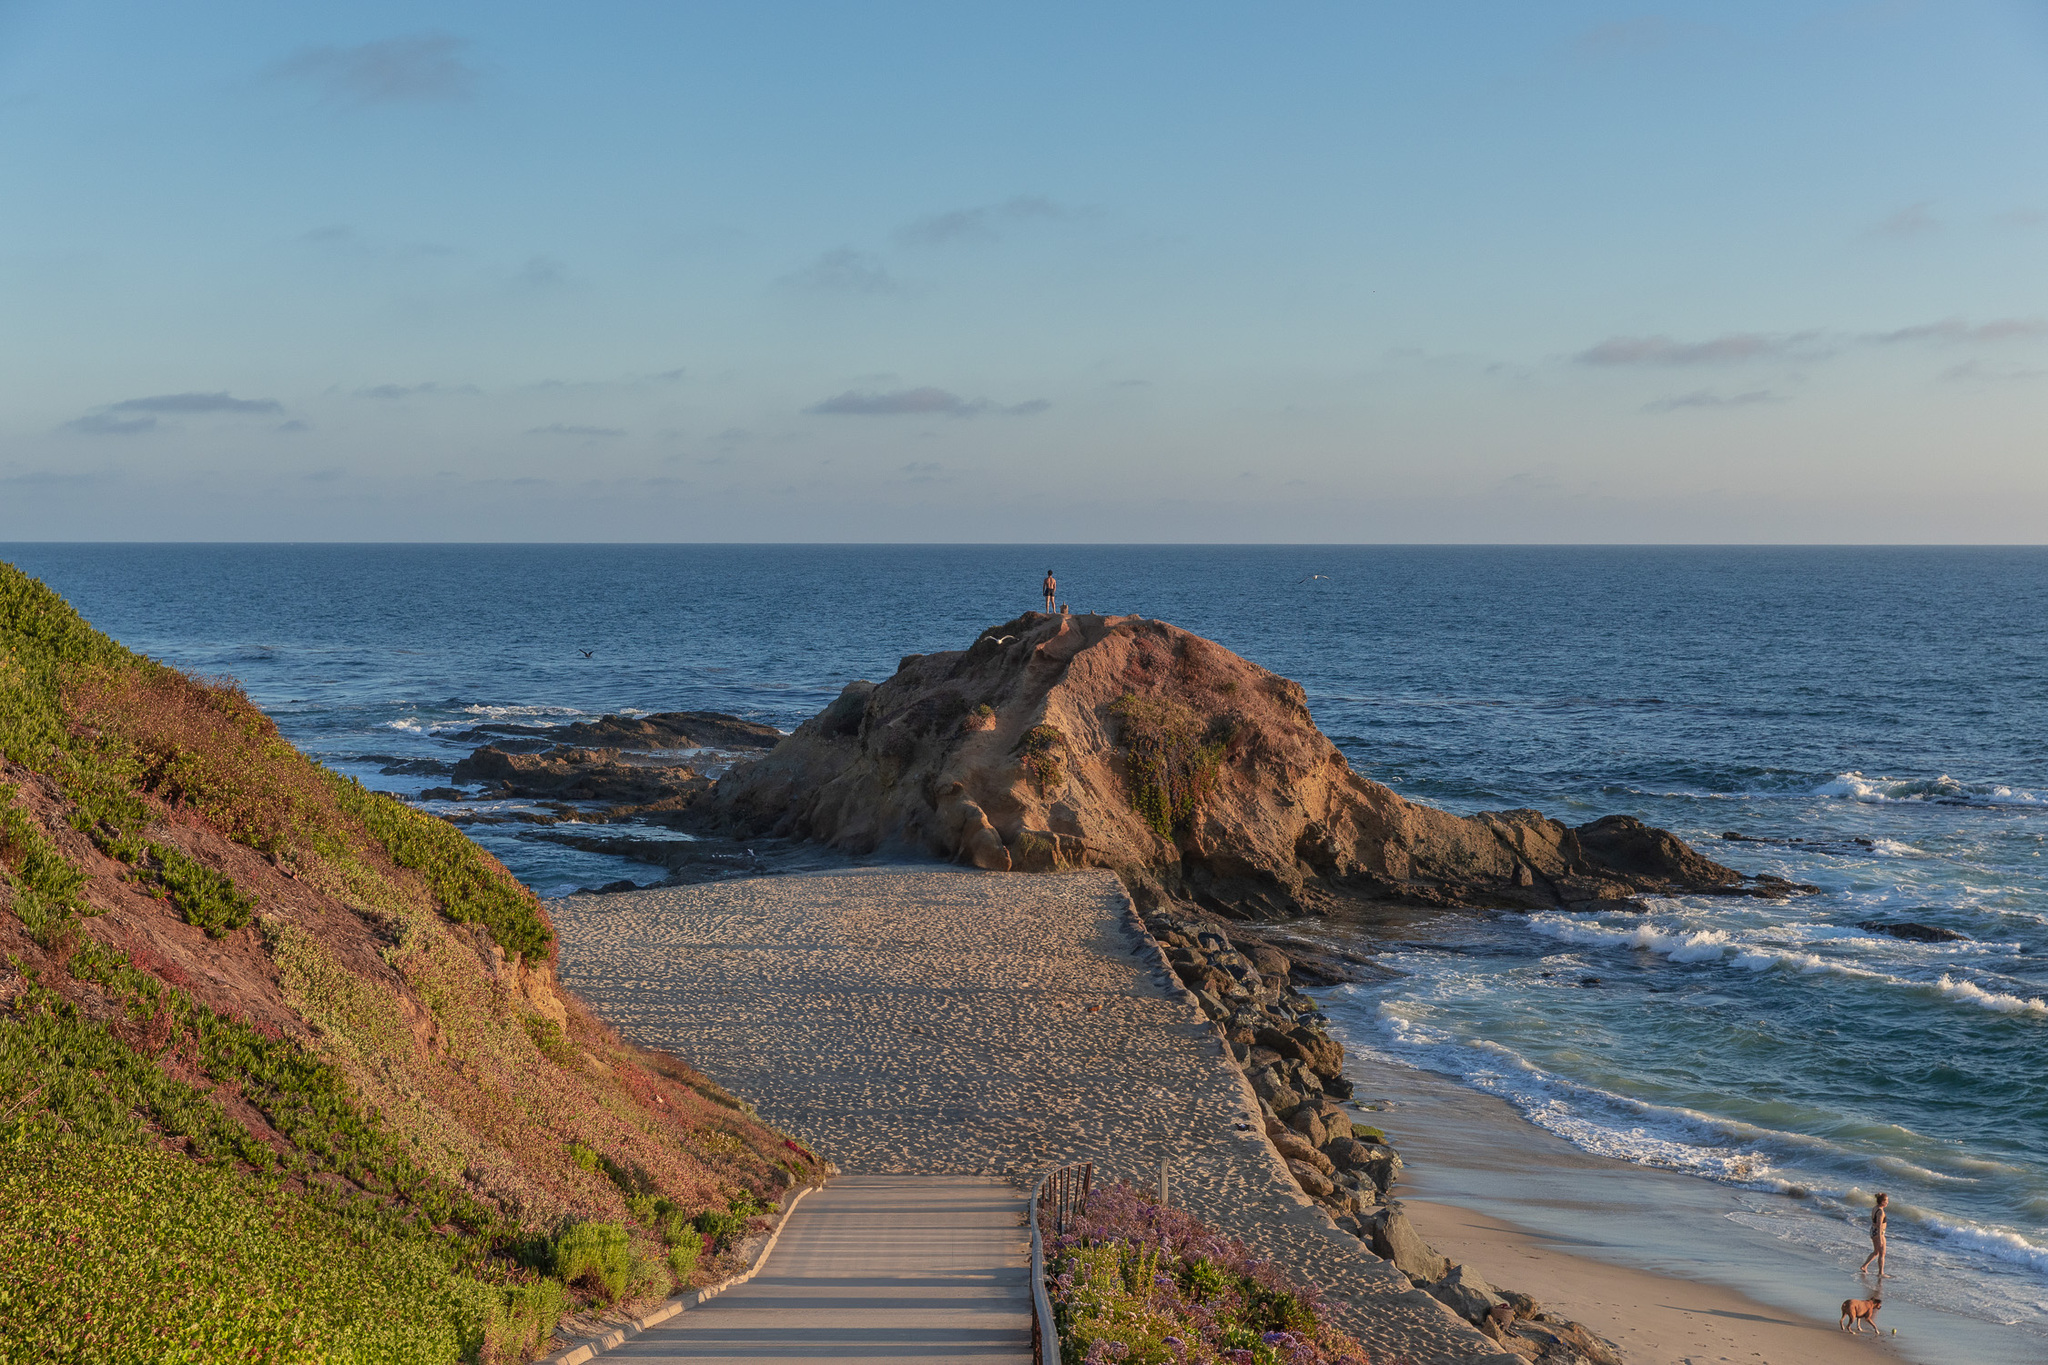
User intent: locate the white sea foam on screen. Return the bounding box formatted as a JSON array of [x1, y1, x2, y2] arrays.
[[1935, 973, 2048, 1017], [1901, 1205, 2048, 1274], [1817, 770, 2048, 807]]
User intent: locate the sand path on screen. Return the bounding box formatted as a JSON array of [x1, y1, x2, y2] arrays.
[[552, 864, 1513, 1364], [609, 1175, 1030, 1364]]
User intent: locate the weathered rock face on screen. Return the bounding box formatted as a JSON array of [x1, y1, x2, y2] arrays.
[[713, 612, 1760, 918]]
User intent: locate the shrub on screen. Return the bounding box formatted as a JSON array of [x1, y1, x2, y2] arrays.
[[133, 841, 255, 938], [1108, 693, 1229, 840], [1017, 724, 1067, 795], [552, 1221, 631, 1303], [629, 1242, 673, 1300], [0, 784, 93, 948], [665, 1227, 704, 1282], [1042, 1181, 1368, 1365], [524, 1013, 576, 1064]]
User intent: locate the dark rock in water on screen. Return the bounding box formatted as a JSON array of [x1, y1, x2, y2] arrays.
[[451, 745, 712, 807], [418, 787, 465, 801], [1578, 977, 1602, 987], [1858, 919, 1968, 943], [454, 710, 782, 753], [581, 880, 641, 895], [378, 757, 454, 776]]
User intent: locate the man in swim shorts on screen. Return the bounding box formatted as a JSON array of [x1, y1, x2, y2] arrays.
[[1043, 569, 1057, 612]]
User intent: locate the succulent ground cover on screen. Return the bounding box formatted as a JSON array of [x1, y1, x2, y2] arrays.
[[1043, 1181, 1372, 1365], [0, 561, 821, 1362]]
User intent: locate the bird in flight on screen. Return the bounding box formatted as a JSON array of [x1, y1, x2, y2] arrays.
[[579, 649, 595, 658], [1297, 575, 1329, 584], [981, 634, 1016, 645]]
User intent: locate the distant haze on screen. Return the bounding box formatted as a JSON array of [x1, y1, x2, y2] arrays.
[[2, 2, 2045, 542]]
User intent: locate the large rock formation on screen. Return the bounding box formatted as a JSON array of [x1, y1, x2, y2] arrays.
[[713, 612, 1769, 918]]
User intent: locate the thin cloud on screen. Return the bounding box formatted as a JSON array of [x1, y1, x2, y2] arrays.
[[354, 381, 480, 398], [1643, 389, 1782, 412], [1942, 360, 2045, 383], [109, 391, 282, 414], [805, 387, 1048, 417], [276, 32, 477, 106], [896, 195, 1070, 247], [1872, 201, 1939, 239], [527, 424, 625, 437], [1576, 333, 1821, 366], [779, 248, 902, 295], [1868, 317, 2047, 345], [276, 420, 311, 432], [64, 413, 157, 435]]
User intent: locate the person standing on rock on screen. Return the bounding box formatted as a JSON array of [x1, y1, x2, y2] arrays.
[[1042, 569, 1057, 612]]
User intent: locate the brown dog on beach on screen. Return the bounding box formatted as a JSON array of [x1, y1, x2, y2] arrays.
[[1840, 1294, 1882, 1333]]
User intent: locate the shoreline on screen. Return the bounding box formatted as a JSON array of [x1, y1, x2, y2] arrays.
[[1343, 1043, 2043, 1365]]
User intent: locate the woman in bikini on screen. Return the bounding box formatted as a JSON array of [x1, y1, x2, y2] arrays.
[[1859, 1192, 1888, 1278]]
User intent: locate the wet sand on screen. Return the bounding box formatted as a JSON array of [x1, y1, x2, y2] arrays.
[[1354, 1051, 2038, 1365]]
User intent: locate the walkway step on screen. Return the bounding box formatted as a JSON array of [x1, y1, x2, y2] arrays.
[[610, 1175, 1032, 1364]]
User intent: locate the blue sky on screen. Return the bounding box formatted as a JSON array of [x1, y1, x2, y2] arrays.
[[2, 2, 2044, 541]]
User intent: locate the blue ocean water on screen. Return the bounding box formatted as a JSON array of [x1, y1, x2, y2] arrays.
[[6, 543, 2045, 1345]]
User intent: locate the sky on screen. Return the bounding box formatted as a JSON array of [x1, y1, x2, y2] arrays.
[[2, 1, 2045, 542]]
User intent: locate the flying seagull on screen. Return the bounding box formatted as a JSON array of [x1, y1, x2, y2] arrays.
[[579, 649, 594, 658], [981, 634, 1016, 645], [1297, 575, 1328, 584]]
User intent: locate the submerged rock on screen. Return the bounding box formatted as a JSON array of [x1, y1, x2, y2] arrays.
[[1858, 919, 1968, 943], [713, 612, 1763, 917]]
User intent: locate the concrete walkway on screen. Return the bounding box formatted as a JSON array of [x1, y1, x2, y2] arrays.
[[554, 865, 1509, 1364], [610, 1176, 1032, 1363]]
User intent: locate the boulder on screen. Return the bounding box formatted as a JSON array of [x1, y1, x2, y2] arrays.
[[1369, 1211, 1447, 1284], [1243, 941, 1293, 982], [710, 613, 1759, 912], [1269, 1128, 1335, 1177], [1248, 1067, 1303, 1115], [1309, 1101, 1353, 1143], [1512, 1319, 1621, 1365], [1426, 1263, 1506, 1325], [1286, 1106, 1328, 1149], [1286, 1159, 1336, 1199], [451, 745, 711, 806]]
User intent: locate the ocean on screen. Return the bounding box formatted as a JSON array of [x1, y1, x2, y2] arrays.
[[7, 542, 2045, 1357]]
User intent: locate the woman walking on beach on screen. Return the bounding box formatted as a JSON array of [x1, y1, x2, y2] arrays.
[[1860, 1192, 1888, 1278]]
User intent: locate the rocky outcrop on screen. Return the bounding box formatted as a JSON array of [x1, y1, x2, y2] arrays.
[[455, 711, 782, 753], [1144, 904, 1621, 1365], [451, 745, 712, 806], [714, 612, 1768, 918]]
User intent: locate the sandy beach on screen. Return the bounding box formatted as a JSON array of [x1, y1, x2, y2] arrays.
[[553, 863, 1939, 1365]]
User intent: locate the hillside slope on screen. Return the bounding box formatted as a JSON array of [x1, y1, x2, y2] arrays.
[[715, 611, 1776, 919], [0, 562, 821, 1363]]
